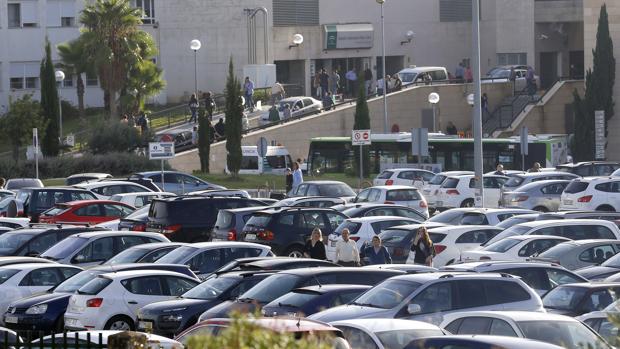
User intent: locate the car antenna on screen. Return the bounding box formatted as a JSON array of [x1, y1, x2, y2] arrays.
[[313, 275, 322, 288]]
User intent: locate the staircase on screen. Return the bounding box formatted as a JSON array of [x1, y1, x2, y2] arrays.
[[482, 93, 540, 137]]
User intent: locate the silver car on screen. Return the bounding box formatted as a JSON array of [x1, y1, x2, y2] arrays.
[[533, 239, 620, 270], [501, 180, 570, 212]]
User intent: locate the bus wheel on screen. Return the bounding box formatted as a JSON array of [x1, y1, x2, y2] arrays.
[[461, 199, 474, 208]]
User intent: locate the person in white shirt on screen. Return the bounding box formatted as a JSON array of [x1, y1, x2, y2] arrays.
[[271, 81, 286, 105], [333, 228, 360, 267]]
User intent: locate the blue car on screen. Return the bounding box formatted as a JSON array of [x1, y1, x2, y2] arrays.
[[3, 264, 197, 335], [131, 171, 225, 195]]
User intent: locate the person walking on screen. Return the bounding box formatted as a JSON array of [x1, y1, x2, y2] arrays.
[[285, 168, 293, 193], [526, 66, 536, 99], [330, 69, 341, 96], [493, 164, 506, 176], [345, 68, 357, 97], [528, 162, 542, 173], [203, 91, 215, 121], [188, 93, 199, 123], [283, 104, 292, 120], [464, 65, 473, 83], [455, 62, 465, 82], [446, 121, 457, 135], [385, 75, 393, 93], [334, 228, 360, 266], [377, 75, 385, 96], [291, 161, 303, 194], [481, 93, 490, 116], [304, 228, 327, 260], [271, 81, 286, 105], [319, 69, 329, 98], [392, 74, 402, 92], [314, 73, 322, 98], [363, 236, 392, 265], [191, 126, 198, 146], [243, 77, 255, 112], [268, 104, 280, 123], [410, 226, 435, 266]]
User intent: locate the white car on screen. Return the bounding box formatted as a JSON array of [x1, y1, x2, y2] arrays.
[[373, 169, 436, 189], [64, 270, 199, 331], [560, 177, 620, 212], [0, 263, 81, 316], [0, 218, 30, 229], [352, 185, 429, 218], [461, 235, 571, 262], [34, 331, 182, 349], [39, 231, 170, 267], [75, 181, 154, 200], [331, 318, 444, 349], [441, 311, 611, 349], [188, 189, 251, 198], [435, 174, 508, 209], [326, 216, 420, 261], [426, 225, 503, 266], [577, 311, 620, 346], [258, 96, 322, 126], [422, 171, 473, 208], [272, 196, 346, 208], [109, 192, 175, 208], [428, 207, 535, 226]]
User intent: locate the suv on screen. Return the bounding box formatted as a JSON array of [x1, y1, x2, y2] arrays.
[[211, 206, 270, 241], [309, 272, 543, 325], [241, 207, 348, 257], [12, 187, 98, 222], [147, 196, 265, 242], [560, 177, 620, 212], [373, 168, 436, 189], [557, 161, 620, 176]]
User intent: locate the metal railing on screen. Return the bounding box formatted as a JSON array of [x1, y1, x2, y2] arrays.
[[0, 330, 105, 349]]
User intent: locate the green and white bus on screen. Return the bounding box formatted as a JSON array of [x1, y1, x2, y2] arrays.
[[308, 133, 569, 175]]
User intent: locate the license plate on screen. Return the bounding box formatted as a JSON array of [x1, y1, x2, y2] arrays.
[[65, 318, 78, 327], [245, 233, 256, 240], [564, 199, 573, 205], [4, 316, 17, 324], [138, 321, 152, 330]]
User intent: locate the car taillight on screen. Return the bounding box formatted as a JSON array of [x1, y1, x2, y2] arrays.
[[446, 189, 460, 195], [385, 180, 394, 185], [420, 201, 427, 208], [434, 244, 447, 254], [257, 230, 274, 240], [86, 298, 103, 308], [227, 229, 237, 241], [132, 224, 146, 232], [350, 236, 360, 242], [384, 201, 395, 204], [163, 224, 182, 234], [578, 195, 593, 203]]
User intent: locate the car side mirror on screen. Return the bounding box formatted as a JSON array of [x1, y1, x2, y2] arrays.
[[407, 304, 421, 315]]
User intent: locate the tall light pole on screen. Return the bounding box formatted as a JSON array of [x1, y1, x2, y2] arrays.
[[471, 0, 484, 208], [428, 92, 440, 132], [190, 39, 201, 96], [377, 0, 388, 133], [55, 70, 65, 144]]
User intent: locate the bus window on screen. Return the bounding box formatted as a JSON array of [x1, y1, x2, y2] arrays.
[[266, 156, 287, 169], [241, 156, 259, 170]]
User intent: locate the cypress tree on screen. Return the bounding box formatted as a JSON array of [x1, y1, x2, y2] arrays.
[[353, 83, 371, 177], [40, 39, 60, 157], [225, 57, 243, 177]]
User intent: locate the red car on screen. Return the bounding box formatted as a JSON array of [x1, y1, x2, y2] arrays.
[[38, 200, 136, 225]]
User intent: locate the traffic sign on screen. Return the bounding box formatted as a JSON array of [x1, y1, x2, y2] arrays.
[[352, 130, 371, 146], [257, 137, 268, 158], [520, 126, 528, 156], [65, 134, 75, 147], [149, 142, 175, 160]]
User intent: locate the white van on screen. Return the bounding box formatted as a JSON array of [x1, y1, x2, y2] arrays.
[[237, 146, 293, 175], [397, 66, 448, 86]]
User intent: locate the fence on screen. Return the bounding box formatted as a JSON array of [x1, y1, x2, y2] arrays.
[[0, 330, 106, 349]]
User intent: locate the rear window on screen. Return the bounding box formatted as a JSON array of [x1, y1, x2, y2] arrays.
[[43, 206, 70, 216], [386, 189, 421, 201], [429, 233, 446, 243], [215, 211, 235, 230], [564, 181, 589, 194], [270, 290, 320, 308], [149, 201, 169, 219], [377, 171, 394, 180], [429, 175, 447, 185], [484, 238, 522, 253], [441, 178, 459, 188], [335, 221, 362, 235], [380, 229, 413, 244], [318, 184, 356, 197], [504, 176, 525, 188], [77, 277, 112, 295], [460, 213, 488, 225], [245, 214, 273, 229]]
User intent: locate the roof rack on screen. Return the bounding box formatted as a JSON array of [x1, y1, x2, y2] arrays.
[[439, 274, 454, 279]]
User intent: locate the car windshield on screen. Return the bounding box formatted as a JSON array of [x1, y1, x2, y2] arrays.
[[352, 279, 421, 309], [504, 176, 525, 188], [543, 286, 588, 310], [428, 175, 447, 185], [105, 247, 149, 265], [484, 237, 523, 252], [239, 273, 302, 304], [517, 320, 611, 349], [482, 225, 532, 246], [54, 270, 104, 293], [334, 221, 362, 236], [376, 329, 444, 349], [267, 290, 320, 309], [40, 236, 89, 260], [0, 269, 19, 284], [0, 232, 36, 254], [182, 276, 239, 300], [318, 184, 355, 197], [155, 246, 199, 264]]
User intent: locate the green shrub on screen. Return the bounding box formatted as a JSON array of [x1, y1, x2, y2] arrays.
[[61, 100, 80, 120], [253, 88, 270, 104], [88, 121, 151, 154]]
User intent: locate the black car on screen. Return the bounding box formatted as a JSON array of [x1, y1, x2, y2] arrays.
[[336, 203, 427, 222], [156, 130, 195, 153], [0, 226, 106, 257], [556, 161, 620, 176], [118, 205, 151, 231], [379, 223, 451, 263], [5, 178, 43, 191], [261, 284, 372, 317], [241, 207, 348, 256], [136, 270, 276, 337], [209, 257, 340, 278], [2, 263, 197, 335], [11, 187, 98, 222], [542, 282, 620, 316], [146, 196, 266, 242], [198, 267, 404, 321], [104, 242, 187, 265], [576, 252, 620, 280], [211, 206, 270, 241]]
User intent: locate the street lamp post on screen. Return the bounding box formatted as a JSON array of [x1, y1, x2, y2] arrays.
[[190, 39, 202, 96], [471, 0, 484, 208], [377, 0, 388, 133], [55, 70, 65, 144], [428, 92, 440, 132]]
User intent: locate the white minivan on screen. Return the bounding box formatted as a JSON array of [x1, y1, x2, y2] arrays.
[[397, 66, 448, 87], [235, 146, 293, 175]]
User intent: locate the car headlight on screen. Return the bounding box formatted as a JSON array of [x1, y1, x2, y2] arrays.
[[25, 304, 47, 315], [161, 314, 183, 322]]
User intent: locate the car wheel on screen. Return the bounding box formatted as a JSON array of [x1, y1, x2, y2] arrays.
[[533, 206, 549, 212], [104, 316, 135, 331], [460, 199, 474, 208], [597, 205, 616, 212], [285, 247, 305, 258]]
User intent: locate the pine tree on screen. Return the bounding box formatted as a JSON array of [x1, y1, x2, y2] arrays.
[[198, 109, 210, 173], [353, 83, 371, 177], [40, 39, 60, 157], [224, 57, 243, 177]]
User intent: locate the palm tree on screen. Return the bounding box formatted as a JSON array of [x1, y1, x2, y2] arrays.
[[122, 60, 166, 114], [57, 38, 90, 119], [80, 0, 156, 119]]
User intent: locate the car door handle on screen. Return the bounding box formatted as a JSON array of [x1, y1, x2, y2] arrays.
[[128, 301, 138, 304]]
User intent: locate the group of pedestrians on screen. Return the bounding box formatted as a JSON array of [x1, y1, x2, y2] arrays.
[[302, 226, 437, 267]]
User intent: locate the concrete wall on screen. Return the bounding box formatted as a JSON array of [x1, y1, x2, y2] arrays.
[[170, 81, 513, 173]]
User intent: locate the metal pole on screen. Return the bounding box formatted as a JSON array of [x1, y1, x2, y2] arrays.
[[472, 0, 484, 207], [359, 144, 363, 189], [161, 159, 165, 191], [380, 2, 388, 133], [58, 90, 63, 143], [522, 154, 525, 172], [432, 104, 436, 132], [194, 50, 198, 95]]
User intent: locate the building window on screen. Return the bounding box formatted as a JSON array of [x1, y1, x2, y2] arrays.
[[48, 0, 76, 27], [10, 62, 39, 90], [273, 0, 318, 27], [63, 74, 74, 88], [8, 1, 38, 28], [497, 53, 527, 66], [25, 77, 38, 89], [133, 0, 155, 24], [10, 78, 23, 89], [86, 73, 98, 86], [8, 3, 21, 28], [439, 0, 472, 22]]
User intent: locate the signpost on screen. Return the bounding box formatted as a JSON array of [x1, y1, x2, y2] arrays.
[[595, 110, 605, 160], [33, 128, 39, 179], [149, 142, 175, 191], [520, 126, 528, 171], [411, 128, 429, 168], [352, 130, 371, 188], [257, 137, 268, 174]]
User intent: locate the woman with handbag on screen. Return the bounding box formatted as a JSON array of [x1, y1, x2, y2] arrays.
[[411, 226, 435, 266]]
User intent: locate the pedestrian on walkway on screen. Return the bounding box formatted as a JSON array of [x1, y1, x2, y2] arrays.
[[285, 168, 293, 193], [330, 69, 340, 96], [314, 73, 322, 98], [528, 162, 541, 173], [526, 66, 537, 99], [283, 104, 292, 120], [363, 236, 392, 265], [320, 69, 329, 98], [345, 68, 357, 97], [291, 161, 303, 194], [188, 93, 199, 123], [364, 68, 373, 96], [446, 121, 458, 135], [268, 104, 280, 123], [482, 93, 490, 115], [334, 228, 360, 267], [271, 81, 286, 105], [385, 75, 393, 93], [465, 65, 473, 83], [392, 74, 402, 92], [203, 91, 215, 121], [455, 62, 465, 82], [191, 126, 198, 146], [243, 77, 255, 112], [377, 75, 385, 96], [322, 91, 335, 111], [304, 228, 327, 260]]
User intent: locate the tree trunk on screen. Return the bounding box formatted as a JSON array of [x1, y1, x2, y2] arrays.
[[12, 145, 19, 164], [108, 89, 118, 119], [77, 75, 85, 119]]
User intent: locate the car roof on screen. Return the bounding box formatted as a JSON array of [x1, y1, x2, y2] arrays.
[[223, 206, 271, 213], [555, 282, 620, 289], [196, 317, 339, 333], [371, 185, 420, 190], [411, 335, 564, 348], [445, 310, 578, 323], [0, 263, 79, 271], [121, 242, 186, 249], [77, 180, 145, 187], [428, 225, 502, 233], [383, 168, 434, 173], [110, 192, 175, 197], [390, 271, 512, 283], [292, 284, 372, 294], [347, 216, 417, 223], [58, 200, 132, 207], [332, 318, 440, 332], [67, 173, 112, 178], [518, 219, 615, 228], [301, 181, 349, 185], [500, 235, 569, 241], [256, 207, 340, 214], [99, 269, 194, 279], [442, 261, 568, 271], [554, 239, 620, 246], [558, 161, 620, 168], [180, 242, 271, 250], [70, 231, 165, 239], [279, 267, 403, 277]]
